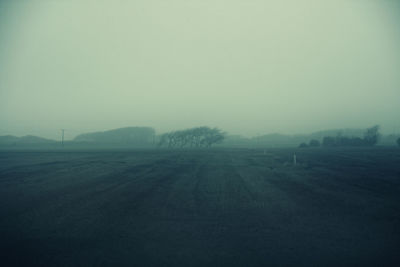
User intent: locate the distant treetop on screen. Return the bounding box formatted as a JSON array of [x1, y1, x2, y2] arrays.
[[158, 126, 225, 148]]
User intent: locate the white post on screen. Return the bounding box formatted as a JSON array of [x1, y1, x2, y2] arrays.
[[61, 129, 65, 147], [293, 152, 297, 166]]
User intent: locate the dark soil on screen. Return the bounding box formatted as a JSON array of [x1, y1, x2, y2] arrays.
[[0, 148, 399, 266]]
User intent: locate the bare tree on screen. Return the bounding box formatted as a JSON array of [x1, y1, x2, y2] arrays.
[[158, 127, 225, 148], [364, 125, 380, 146]]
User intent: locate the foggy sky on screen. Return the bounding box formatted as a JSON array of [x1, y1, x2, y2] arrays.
[[1, 0, 399, 140]]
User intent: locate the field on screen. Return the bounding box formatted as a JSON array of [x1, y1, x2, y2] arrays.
[[0, 148, 399, 266]]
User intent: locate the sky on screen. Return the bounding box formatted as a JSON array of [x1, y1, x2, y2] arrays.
[[1, 0, 399, 140]]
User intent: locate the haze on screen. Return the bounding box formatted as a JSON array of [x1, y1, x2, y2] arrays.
[[1, 0, 399, 140]]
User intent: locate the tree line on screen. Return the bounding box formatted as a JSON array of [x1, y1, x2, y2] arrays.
[[158, 126, 225, 148], [300, 125, 381, 148]]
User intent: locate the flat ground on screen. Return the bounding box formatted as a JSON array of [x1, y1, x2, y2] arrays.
[[0, 148, 399, 266]]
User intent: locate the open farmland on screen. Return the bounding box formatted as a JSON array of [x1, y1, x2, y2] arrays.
[[0, 148, 399, 266]]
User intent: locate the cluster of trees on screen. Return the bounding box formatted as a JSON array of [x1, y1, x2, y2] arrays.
[[158, 127, 225, 148], [322, 136, 366, 147], [299, 125, 381, 148], [299, 139, 320, 148], [363, 125, 381, 145]]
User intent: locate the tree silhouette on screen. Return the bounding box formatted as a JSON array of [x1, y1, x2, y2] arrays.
[[364, 125, 380, 146], [158, 127, 225, 148], [309, 139, 320, 147]]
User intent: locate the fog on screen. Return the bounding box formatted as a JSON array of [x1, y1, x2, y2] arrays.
[[1, 0, 399, 140]]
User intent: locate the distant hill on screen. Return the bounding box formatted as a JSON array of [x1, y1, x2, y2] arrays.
[[308, 128, 365, 140], [380, 134, 400, 146], [74, 127, 155, 146], [253, 128, 367, 147], [221, 128, 380, 148], [0, 135, 56, 146]]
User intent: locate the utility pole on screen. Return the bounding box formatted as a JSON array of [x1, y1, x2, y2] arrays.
[[61, 129, 65, 147]]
